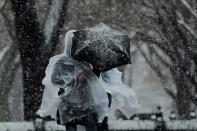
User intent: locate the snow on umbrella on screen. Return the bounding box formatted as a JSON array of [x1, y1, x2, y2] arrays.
[[71, 23, 131, 72]]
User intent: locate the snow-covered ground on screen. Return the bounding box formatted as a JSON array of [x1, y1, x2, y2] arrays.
[[1, 120, 197, 131]]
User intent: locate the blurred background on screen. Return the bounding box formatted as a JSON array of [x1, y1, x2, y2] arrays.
[[0, 0, 197, 123]]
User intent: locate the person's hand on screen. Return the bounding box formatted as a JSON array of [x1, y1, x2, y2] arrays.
[[75, 72, 86, 79], [58, 88, 65, 95]]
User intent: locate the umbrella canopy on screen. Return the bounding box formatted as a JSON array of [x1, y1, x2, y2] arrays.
[[71, 23, 131, 72]]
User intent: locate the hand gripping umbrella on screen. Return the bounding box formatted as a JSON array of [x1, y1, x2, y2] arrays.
[[71, 23, 131, 72]]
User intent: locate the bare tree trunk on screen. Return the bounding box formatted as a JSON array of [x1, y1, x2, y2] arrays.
[[0, 2, 21, 121], [172, 67, 190, 118], [0, 45, 20, 121], [0, 97, 8, 121], [10, 0, 69, 120]]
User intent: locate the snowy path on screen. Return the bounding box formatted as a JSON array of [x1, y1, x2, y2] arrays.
[[1, 120, 197, 131]]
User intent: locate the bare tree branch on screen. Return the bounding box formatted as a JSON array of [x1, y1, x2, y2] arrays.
[[0, 4, 16, 41], [177, 19, 197, 39], [180, 0, 197, 20], [0, 0, 5, 9], [163, 88, 176, 100], [133, 31, 178, 62], [150, 45, 173, 71], [136, 44, 166, 82], [42, 0, 67, 46]]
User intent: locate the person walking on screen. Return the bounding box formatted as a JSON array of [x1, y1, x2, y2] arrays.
[[37, 30, 108, 131]]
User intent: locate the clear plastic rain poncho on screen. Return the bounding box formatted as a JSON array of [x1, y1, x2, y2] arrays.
[[37, 30, 108, 124], [100, 68, 140, 119]]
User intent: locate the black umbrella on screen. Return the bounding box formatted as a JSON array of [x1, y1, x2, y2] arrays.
[[71, 23, 131, 72]]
